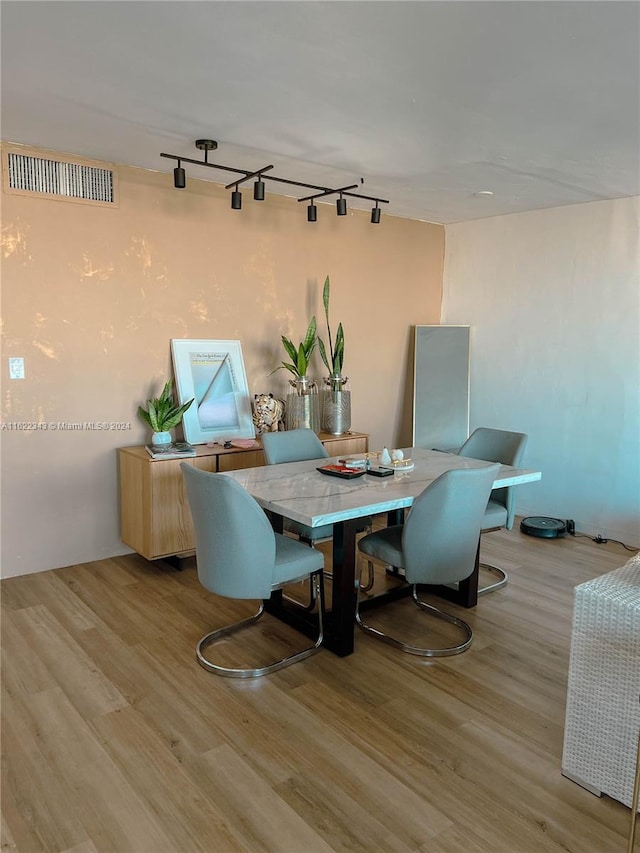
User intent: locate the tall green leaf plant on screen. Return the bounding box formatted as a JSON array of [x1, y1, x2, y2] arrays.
[[318, 275, 344, 376], [273, 316, 318, 378]]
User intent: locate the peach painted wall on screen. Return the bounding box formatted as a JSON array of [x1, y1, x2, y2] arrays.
[[1, 145, 444, 577]]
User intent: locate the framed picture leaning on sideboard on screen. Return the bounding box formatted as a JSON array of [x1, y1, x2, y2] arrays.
[[171, 339, 255, 445]]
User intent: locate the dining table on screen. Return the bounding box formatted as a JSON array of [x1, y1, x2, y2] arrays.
[[223, 446, 542, 656]]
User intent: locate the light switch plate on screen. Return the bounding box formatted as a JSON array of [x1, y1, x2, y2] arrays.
[[9, 357, 25, 379]]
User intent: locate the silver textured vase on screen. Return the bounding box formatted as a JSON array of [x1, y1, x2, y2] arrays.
[[321, 375, 351, 435], [286, 377, 321, 432]]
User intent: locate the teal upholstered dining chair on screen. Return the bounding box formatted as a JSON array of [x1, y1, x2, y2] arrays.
[[457, 427, 528, 595], [261, 428, 332, 544], [181, 463, 325, 678], [356, 463, 499, 657]]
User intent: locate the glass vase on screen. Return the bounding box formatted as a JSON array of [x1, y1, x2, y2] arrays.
[[286, 377, 320, 433], [321, 374, 351, 435]]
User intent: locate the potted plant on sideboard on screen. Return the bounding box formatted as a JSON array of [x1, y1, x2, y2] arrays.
[[273, 316, 321, 432], [138, 380, 194, 447]]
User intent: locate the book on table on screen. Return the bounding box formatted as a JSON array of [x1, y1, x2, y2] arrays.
[[317, 464, 366, 480], [145, 442, 196, 460]]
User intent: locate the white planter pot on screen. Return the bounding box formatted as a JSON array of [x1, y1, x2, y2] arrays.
[[151, 430, 172, 447]]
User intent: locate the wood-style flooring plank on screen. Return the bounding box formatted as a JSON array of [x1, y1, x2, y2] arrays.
[[91, 706, 248, 853]]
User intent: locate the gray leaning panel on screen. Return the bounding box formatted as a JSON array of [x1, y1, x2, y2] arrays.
[[412, 325, 470, 451]]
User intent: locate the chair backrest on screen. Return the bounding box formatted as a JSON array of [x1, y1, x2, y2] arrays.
[[457, 427, 528, 528], [181, 463, 276, 600], [261, 428, 329, 465], [402, 463, 500, 586]]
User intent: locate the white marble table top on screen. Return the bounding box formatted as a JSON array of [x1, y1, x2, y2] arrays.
[[223, 447, 542, 528]]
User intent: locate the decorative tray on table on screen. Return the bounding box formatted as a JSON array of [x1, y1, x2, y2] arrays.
[[317, 465, 367, 480], [379, 459, 415, 472]]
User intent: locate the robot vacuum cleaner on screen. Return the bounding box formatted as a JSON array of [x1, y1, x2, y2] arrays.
[[520, 517, 568, 538]]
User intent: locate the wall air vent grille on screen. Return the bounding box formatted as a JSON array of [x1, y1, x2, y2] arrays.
[[5, 151, 115, 204]]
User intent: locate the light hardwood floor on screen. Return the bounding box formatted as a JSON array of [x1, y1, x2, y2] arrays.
[[2, 523, 637, 853]]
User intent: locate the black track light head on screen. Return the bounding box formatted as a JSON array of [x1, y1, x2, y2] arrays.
[[173, 163, 186, 189], [253, 179, 265, 201], [371, 203, 381, 224], [307, 202, 317, 222], [336, 195, 347, 216], [231, 188, 242, 210]]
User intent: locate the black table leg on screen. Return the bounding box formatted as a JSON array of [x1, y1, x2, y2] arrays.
[[321, 517, 361, 657], [387, 508, 405, 526], [265, 510, 284, 534]]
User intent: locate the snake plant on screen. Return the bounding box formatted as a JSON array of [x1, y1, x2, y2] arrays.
[[318, 275, 344, 376], [138, 380, 193, 432], [273, 315, 318, 378]]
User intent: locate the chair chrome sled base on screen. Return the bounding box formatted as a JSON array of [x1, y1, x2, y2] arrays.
[[290, 536, 332, 610], [477, 562, 508, 596], [355, 581, 473, 658], [197, 573, 324, 678], [358, 561, 376, 592]]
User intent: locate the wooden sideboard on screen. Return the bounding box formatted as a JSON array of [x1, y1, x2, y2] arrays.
[[118, 431, 369, 561]]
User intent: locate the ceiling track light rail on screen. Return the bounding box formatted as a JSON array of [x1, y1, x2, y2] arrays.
[[223, 165, 274, 190], [297, 184, 358, 202], [160, 140, 389, 222]]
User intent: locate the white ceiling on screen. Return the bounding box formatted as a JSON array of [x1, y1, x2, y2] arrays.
[[2, 1, 639, 224]]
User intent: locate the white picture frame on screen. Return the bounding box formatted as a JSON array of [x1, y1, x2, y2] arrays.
[[171, 339, 255, 444]]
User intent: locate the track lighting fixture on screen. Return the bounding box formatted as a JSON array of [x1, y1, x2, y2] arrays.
[[161, 140, 389, 223], [173, 160, 186, 189], [231, 185, 242, 210]]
